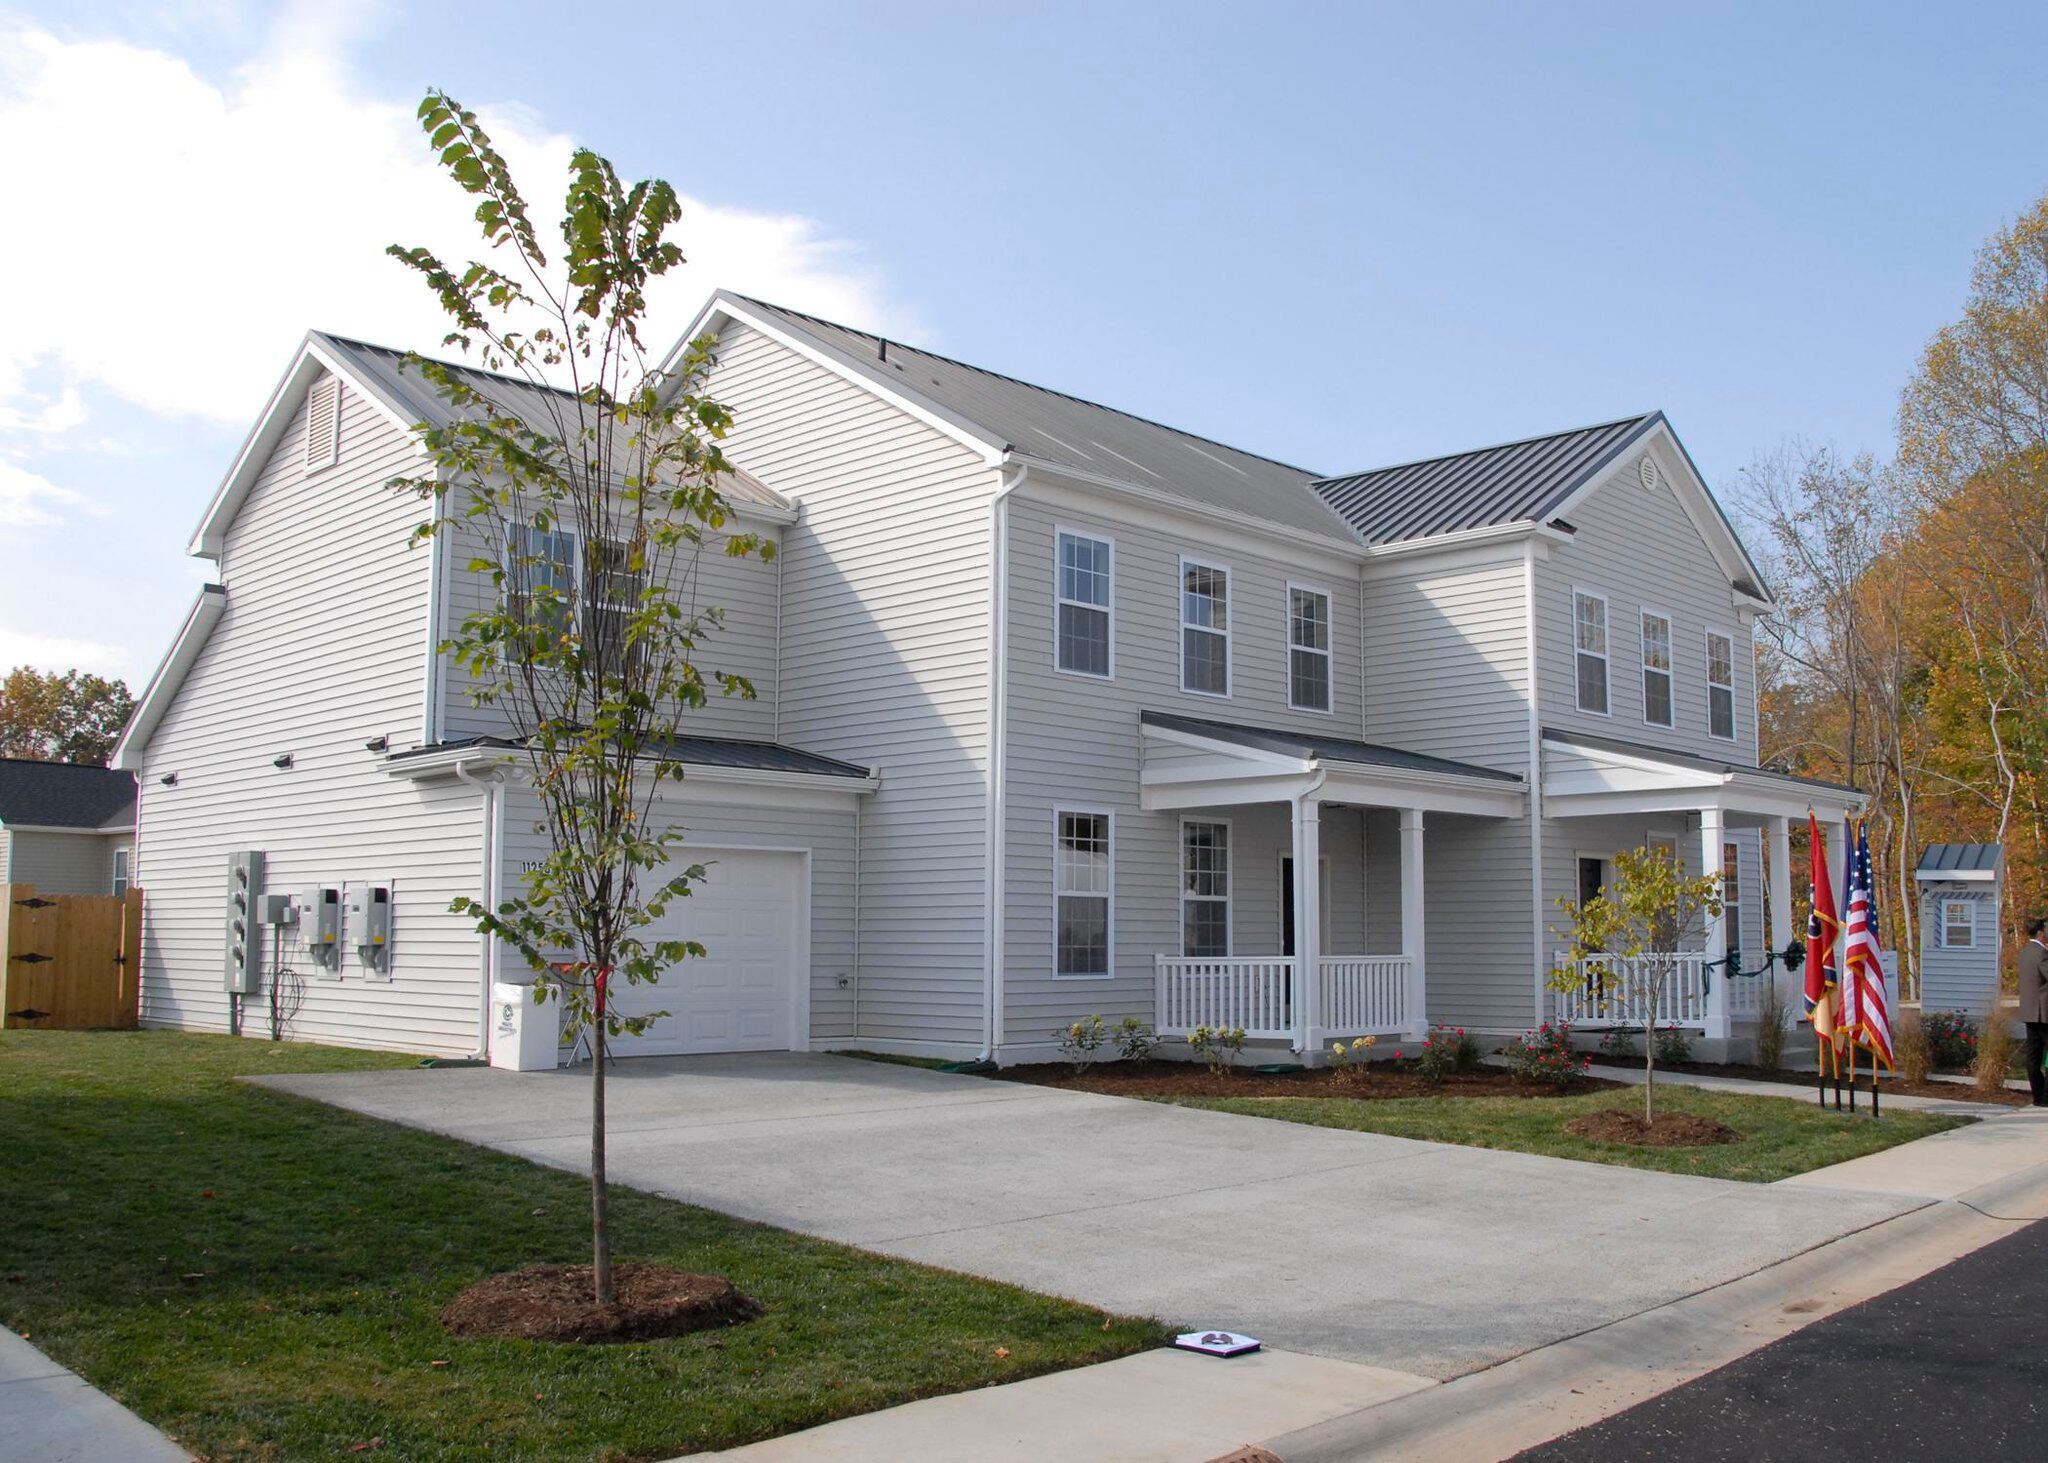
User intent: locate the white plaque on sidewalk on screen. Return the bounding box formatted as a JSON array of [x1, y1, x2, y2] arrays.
[[1174, 1329, 1261, 1357]]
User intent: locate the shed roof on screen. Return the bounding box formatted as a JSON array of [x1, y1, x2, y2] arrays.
[[389, 733, 872, 780], [1142, 711, 1521, 784], [0, 760, 137, 830], [1916, 843, 2002, 875]]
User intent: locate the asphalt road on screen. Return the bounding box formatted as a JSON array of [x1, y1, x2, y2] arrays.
[[1514, 1215, 2048, 1461]]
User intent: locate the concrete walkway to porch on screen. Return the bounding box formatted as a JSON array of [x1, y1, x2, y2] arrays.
[[0, 1328, 189, 1462]]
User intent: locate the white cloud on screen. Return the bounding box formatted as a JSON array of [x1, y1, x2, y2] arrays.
[[0, 457, 96, 527], [0, 622, 131, 679], [0, 5, 913, 428], [0, 389, 86, 435]]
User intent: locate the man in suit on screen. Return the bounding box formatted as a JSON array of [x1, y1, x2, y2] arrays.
[[2021, 916, 2048, 1107]]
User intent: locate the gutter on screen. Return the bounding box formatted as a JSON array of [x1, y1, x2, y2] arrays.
[[979, 459, 1030, 1063]]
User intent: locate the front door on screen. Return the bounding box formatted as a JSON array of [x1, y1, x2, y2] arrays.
[[1279, 856, 1332, 956]]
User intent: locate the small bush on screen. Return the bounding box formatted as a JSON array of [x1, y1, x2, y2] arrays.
[[1653, 1026, 1694, 1065], [1112, 1016, 1159, 1062], [1327, 1035, 1378, 1084], [1754, 977, 1790, 1070], [1894, 1009, 1932, 1084], [1974, 1011, 2017, 1096], [1412, 1024, 1478, 1084], [1500, 1022, 1588, 1088], [1597, 1027, 1638, 1061], [1920, 1009, 1977, 1070], [1055, 1015, 1106, 1071], [1188, 1024, 1246, 1078]]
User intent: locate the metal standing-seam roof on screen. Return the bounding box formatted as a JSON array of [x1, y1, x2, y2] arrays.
[[388, 733, 873, 780], [1142, 711, 1522, 784], [0, 760, 137, 829], [1310, 413, 1660, 545], [1916, 843, 2002, 876], [720, 295, 1365, 545]]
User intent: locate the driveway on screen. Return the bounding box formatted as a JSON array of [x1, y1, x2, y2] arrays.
[[258, 1053, 1920, 1380]]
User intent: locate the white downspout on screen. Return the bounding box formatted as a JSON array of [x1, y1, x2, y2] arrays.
[[980, 460, 1029, 1063], [455, 758, 507, 1058], [1523, 541, 1548, 1025], [420, 464, 446, 746]]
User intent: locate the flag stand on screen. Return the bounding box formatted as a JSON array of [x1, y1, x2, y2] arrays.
[[1846, 1042, 1857, 1113], [1816, 1037, 1827, 1108]]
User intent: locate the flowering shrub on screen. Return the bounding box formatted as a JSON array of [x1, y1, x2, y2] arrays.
[[1596, 1026, 1638, 1060], [1188, 1024, 1247, 1077], [1412, 1024, 1478, 1083], [1653, 1025, 1694, 1065], [1920, 1009, 1977, 1071], [1055, 1015, 1106, 1070], [1501, 1022, 1589, 1088], [1328, 1034, 1377, 1084], [1113, 1016, 1160, 1062]]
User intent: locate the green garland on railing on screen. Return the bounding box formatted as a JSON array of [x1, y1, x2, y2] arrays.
[[1702, 938, 1807, 989]]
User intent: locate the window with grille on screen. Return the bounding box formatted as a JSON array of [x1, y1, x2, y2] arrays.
[[1056, 531, 1113, 677], [1288, 585, 1332, 712], [1181, 820, 1230, 957], [585, 536, 643, 677], [1055, 810, 1111, 976], [1942, 899, 1975, 948], [1180, 558, 1229, 696], [1574, 591, 1609, 715], [1706, 630, 1736, 739], [505, 520, 577, 638], [1641, 611, 1673, 727]]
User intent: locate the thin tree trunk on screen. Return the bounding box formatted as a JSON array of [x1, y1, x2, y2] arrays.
[[592, 973, 613, 1305]]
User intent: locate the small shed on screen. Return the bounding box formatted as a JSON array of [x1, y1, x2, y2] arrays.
[[1915, 843, 2004, 1019]]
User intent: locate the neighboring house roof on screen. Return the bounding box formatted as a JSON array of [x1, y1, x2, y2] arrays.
[[1141, 711, 1522, 784], [689, 292, 1365, 546], [1541, 727, 1856, 793], [388, 733, 874, 780], [0, 759, 137, 830], [1916, 844, 2001, 876]]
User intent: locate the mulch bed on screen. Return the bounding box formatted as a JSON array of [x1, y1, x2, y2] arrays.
[[1565, 1108, 1744, 1148], [997, 1059, 1616, 1101], [1586, 1058, 2032, 1108], [440, 1263, 763, 1343]]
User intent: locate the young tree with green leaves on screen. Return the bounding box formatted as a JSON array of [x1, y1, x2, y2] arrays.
[[1553, 844, 1725, 1121], [0, 667, 135, 765], [389, 92, 771, 1304]]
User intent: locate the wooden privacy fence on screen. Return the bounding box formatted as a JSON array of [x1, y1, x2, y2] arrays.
[[1, 884, 143, 1029]]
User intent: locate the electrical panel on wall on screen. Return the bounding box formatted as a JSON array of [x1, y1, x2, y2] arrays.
[[223, 850, 266, 994], [346, 881, 393, 977], [296, 886, 341, 971]]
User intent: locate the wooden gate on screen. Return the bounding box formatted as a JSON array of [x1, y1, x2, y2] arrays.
[[1, 883, 143, 1029]]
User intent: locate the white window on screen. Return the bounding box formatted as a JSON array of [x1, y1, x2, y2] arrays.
[[1054, 809, 1112, 977], [1722, 841, 1742, 940], [1056, 531, 1113, 677], [585, 536, 643, 677], [1574, 590, 1609, 715], [1288, 584, 1332, 712], [111, 849, 131, 899], [1706, 629, 1736, 740], [1180, 557, 1230, 696], [1641, 610, 1673, 727], [1942, 899, 1976, 948], [505, 520, 578, 637], [1181, 819, 1231, 957], [305, 375, 341, 471]]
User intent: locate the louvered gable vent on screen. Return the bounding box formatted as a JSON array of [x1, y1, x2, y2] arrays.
[[305, 375, 341, 471]]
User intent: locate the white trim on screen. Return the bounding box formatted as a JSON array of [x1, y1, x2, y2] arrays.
[[1178, 814, 1234, 957], [1285, 579, 1336, 714], [1177, 554, 1231, 699], [0, 823, 133, 836], [984, 462, 1027, 1060], [1276, 848, 1332, 954], [1053, 524, 1115, 680], [1704, 624, 1738, 742], [304, 375, 342, 472], [1052, 805, 1115, 980], [1572, 587, 1611, 717], [1941, 899, 1977, 949], [1638, 605, 1674, 729], [1525, 543, 1548, 1026], [1913, 867, 1998, 883], [111, 584, 229, 769]]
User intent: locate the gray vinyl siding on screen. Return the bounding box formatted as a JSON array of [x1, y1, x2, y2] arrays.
[[1919, 881, 2002, 1016], [706, 321, 997, 1048], [1362, 549, 1535, 1032], [1536, 443, 1759, 762], [493, 784, 858, 1040], [131, 377, 488, 1055], [999, 496, 1370, 1043], [438, 517, 783, 744], [2, 829, 116, 894]]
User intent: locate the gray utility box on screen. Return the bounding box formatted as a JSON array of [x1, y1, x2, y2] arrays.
[[1915, 843, 2004, 1020]]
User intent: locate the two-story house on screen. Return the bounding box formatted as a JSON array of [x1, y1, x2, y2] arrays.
[[112, 291, 1860, 1065]]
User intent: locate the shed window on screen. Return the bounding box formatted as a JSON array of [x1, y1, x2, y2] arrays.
[[1574, 591, 1609, 715], [1706, 630, 1736, 740], [1056, 532, 1113, 677], [305, 376, 341, 471], [1288, 585, 1332, 712], [1641, 611, 1673, 727], [1180, 559, 1230, 696], [1055, 810, 1112, 976], [1942, 899, 1976, 949], [1181, 819, 1230, 957]]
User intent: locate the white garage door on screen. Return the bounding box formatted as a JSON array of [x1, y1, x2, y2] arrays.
[[609, 849, 804, 1056]]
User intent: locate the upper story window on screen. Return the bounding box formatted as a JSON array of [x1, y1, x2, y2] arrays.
[[1181, 819, 1231, 957], [1942, 899, 1976, 948], [305, 376, 341, 471], [1288, 584, 1332, 712], [1179, 558, 1230, 696], [1054, 809, 1112, 977], [506, 520, 578, 636], [1640, 610, 1673, 727], [586, 536, 644, 678], [1573, 590, 1609, 715], [1705, 629, 1736, 740], [1056, 530, 1113, 678]]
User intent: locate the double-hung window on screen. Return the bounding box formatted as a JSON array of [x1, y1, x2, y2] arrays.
[[1056, 531, 1113, 677], [585, 536, 644, 679], [1180, 558, 1229, 696], [506, 520, 578, 639], [112, 849, 131, 899], [1640, 610, 1673, 727], [1574, 590, 1610, 715], [1288, 584, 1332, 712], [1705, 629, 1736, 740], [1054, 810, 1112, 976], [1721, 842, 1742, 937], [1942, 899, 1976, 948], [1180, 819, 1230, 957]]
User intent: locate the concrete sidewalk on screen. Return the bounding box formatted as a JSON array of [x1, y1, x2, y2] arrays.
[[0, 1328, 188, 1462], [1543, 1059, 2014, 1116]]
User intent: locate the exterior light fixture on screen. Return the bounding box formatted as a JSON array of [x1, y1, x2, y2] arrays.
[[159, 772, 178, 787], [273, 753, 295, 769], [365, 735, 389, 753]]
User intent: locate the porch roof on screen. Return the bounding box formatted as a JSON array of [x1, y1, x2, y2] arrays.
[[1139, 711, 1526, 818], [1541, 728, 1864, 821]]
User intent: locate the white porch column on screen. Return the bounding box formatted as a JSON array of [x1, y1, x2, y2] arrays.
[[1768, 815, 1793, 1003], [1400, 808, 1428, 1041], [1701, 805, 1730, 1040], [1293, 794, 1322, 1054]]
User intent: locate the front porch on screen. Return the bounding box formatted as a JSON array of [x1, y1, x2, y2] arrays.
[[1139, 712, 1527, 1054]]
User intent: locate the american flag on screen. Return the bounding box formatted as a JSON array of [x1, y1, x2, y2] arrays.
[[1843, 820, 1893, 1068]]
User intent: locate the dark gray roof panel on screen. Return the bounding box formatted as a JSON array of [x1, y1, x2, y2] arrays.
[[392, 734, 870, 779], [1917, 843, 2001, 874], [1143, 711, 1521, 784], [1542, 728, 1861, 794], [0, 760, 137, 829], [726, 296, 1366, 545], [1311, 414, 1658, 545]]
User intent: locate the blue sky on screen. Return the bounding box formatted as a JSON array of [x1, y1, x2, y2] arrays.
[[2, 0, 2044, 681]]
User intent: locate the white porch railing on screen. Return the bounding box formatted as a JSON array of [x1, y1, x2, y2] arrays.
[[1552, 953, 1711, 1030], [1154, 954, 1416, 1043]]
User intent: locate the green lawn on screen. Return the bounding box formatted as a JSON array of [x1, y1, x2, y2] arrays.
[[0, 1031, 1164, 1461], [1166, 1084, 1968, 1183]]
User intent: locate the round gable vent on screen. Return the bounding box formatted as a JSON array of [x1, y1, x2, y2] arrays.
[[1638, 455, 1661, 491]]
